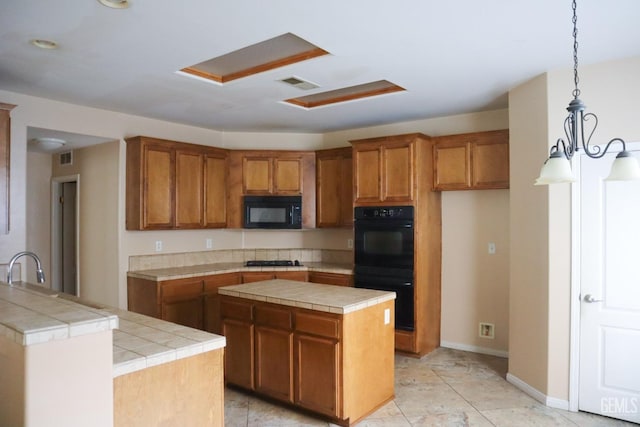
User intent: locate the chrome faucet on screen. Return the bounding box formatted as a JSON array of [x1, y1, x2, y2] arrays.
[[6, 251, 45, 285]]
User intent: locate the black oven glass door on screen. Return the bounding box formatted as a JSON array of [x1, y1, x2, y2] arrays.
[[354, 220, 414, 270], [354, 274, 414, 331]]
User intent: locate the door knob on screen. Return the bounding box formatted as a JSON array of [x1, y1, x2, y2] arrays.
[[584, 294, 603, 303]]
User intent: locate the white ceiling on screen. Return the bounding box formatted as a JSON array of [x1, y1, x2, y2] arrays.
[[2, 0, 640, 139]]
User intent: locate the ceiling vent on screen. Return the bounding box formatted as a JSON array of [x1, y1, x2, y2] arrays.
[[279, 76, 319, 91]]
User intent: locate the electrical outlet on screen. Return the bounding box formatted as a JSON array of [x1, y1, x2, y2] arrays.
[[206, 238, 213, 249], [479, 322, 495, 339], [488, 242, 496, 255], [155, 240, 162, 252], [347, 238, 353, 249]]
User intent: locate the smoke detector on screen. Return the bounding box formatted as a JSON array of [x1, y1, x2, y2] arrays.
[[279, 76, 319, 91]]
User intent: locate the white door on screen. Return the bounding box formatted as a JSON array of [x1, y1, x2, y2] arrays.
[[578, 144, 640, 423]]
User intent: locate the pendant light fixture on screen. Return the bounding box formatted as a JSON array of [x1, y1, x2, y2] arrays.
[[535, 0, 640, 185]]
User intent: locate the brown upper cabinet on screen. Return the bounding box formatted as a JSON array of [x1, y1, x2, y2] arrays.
[[351, 133, 430, 205], [433, 129, 509, 191], [315, 147, 353, 228], [126, 136, 229, 230], [227, 150, 316, 228], [0, 103, 16, 234]]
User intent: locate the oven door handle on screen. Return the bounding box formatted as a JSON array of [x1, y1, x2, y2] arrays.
[[355, 275, 413, 288]]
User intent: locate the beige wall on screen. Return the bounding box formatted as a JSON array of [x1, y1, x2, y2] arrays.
[[441, 190, 510, 355], [2, 87, 512, 355], [25, 151, 52, 284], [0, 331, 113, 427], [508, 56, 640, 403]]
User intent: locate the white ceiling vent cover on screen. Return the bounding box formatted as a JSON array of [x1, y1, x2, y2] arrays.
[[59, 150, 73, 166], [279, 76, 319, 90]]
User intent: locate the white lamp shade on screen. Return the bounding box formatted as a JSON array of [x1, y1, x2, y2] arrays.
[[605, 151, 640, 181], [535, 152, 576, 185]]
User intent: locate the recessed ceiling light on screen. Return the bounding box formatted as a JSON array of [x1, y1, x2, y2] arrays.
[[97, 0, 130, 9], [29, 39, 58, 50]]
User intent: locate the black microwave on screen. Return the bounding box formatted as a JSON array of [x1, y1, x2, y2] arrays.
[[243, 196, 302, 229]]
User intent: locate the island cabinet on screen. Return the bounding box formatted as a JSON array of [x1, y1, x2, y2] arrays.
[[433, 129, 509, 190], [351, 134, 423, 205], [316, 147, 353, 228], [125, 136, 229, 230], [227, 150, 316, 228], [127, 272, 241, 333], [219, 280, 395, 426]]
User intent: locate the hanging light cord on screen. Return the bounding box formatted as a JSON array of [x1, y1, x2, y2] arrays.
[[572, 0, 580, 99]]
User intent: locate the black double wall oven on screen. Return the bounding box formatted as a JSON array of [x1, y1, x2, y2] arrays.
[[353, 206, 415, 331]]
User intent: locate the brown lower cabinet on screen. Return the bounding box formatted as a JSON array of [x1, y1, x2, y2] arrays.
[[308, 271, 353, 287], [241, 270, 309, 283], [127, 272, 242, 333], [221, 295, 394, 425]]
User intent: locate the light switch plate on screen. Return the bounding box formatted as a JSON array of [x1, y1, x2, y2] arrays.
[[384, 308, 390, 325]]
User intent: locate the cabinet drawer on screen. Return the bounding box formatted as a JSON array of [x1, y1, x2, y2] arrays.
[[221, 298, 253, 322], [160, 279, 202, 300], [203, 272, 241, 292], [255, 305, 293, 330], [296, 312, 340, 339]]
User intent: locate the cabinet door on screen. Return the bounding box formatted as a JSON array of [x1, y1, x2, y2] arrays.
[[340, 154, 353, 226], [255, 326, 294, 402], [223, 319, 255, 390], [143, 144, 174, 228], [204, 152, 228, 227], [203, 273, 241, 334], [433, 141, 471, 190], [241, 272, 276, 283], [243, 156, 273, 194], [274, 157, 302, 194], [294, 334, 340, 417], [316, 155, 342, 227], [160, 279, 203, 329], [275, 271, 308, 282], [382, 142, 414, 202], [175, 149, 204, 228], [471, 134, 509, 189], [353, 146, 381, 203]]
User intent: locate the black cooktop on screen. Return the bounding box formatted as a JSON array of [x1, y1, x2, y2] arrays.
[[245, 260, 301, 267]]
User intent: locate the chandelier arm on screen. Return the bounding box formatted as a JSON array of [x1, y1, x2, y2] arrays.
[[579, 111, 601, 156], [563, 114, 578, 159], [582, 137, 627, 160]]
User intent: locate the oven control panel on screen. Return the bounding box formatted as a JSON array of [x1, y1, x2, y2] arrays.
[[355, 206, 414, 220]]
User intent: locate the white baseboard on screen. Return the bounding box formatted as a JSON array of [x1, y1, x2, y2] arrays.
[[506, 373, 570, 411], [440, 340, 509, 358]]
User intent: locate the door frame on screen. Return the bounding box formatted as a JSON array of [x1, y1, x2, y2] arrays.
[[51, 174, 80, 295], [569, 141, 640, 412]]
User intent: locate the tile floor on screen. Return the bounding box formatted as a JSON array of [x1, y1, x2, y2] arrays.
[[224, 347, 636, 426]]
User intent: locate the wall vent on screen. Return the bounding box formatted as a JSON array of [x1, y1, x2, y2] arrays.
[[59, 150, 73, 166]]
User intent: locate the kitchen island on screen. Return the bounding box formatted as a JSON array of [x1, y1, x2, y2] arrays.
[[219, 279, 396, 426], [0, 282, 226, 427]]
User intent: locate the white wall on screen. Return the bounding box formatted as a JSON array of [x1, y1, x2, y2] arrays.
[[25, 152, 52, 284]]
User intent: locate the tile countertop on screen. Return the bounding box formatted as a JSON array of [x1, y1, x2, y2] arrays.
[[0, 282, 226, 378], [127, 262, 353, 281], [0, 281, 118, 346], [218, 279, 396, 314]]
